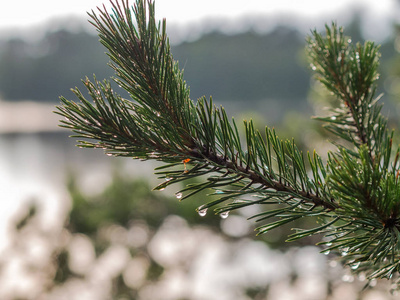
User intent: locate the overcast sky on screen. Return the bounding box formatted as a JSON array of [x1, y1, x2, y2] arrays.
[[1, 0, 399, 41]]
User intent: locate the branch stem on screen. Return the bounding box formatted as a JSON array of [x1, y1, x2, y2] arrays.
[[188, 148, 337, 211]]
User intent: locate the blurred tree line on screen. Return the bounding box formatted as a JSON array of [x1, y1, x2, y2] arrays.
[[1, 16, 396, 111]]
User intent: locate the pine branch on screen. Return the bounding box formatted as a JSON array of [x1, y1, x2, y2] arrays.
[[57, 0, 334, 213], [55, 0, 400, 288], [307, 24, 386, 159]]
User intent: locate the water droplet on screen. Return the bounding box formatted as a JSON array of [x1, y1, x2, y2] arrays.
[[106, 153, 112, 156], [340, 247, 349, 256], [156, 112, 161, 117], [323, 250, 330, 255], [220, 211, 229, 219], [326, 242, 332, 247], [330, 116, 336, 121], [310, 64, 317, 71], [198, 206, 208, 217], [351, 262, 360, 270], [165, 177, 172, 181], [329, 261, 338, 268], [159, 187, 165, 191], [175, 192, 182, 199], [215, 190, 224, 194], [348, 38, 352, 43]]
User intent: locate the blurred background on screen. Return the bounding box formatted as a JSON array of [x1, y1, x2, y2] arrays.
[[2, 0, 400, 299]]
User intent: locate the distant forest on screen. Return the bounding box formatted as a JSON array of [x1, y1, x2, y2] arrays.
[[0, 17, 398, 113]]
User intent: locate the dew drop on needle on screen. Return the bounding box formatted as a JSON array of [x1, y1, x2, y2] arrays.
[[220, 211, 229, 219], [198, 207, 207, 217]]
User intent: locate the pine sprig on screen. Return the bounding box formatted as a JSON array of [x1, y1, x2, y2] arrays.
[[307, 24, 386, 157], [56, 0, 400, 288], [58, 0, 335, 221]]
